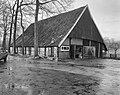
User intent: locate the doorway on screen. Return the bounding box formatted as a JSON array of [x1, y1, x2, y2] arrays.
[[76, 45, 83, 58]]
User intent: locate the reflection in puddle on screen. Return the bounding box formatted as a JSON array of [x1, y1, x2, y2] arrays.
[[0, 62, 33, 94], [0, 70, 4, 73], [3, 83, 47, 95], [3, 83, 32, 95], [0, 62, 7, 73]]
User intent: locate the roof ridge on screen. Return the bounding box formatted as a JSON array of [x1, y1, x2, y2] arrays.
[[29, 5, 87, 26], [37, 5, 87, 22]]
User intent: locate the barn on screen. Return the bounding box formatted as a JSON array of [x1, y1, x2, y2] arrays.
[[11, 5, 107, 60]]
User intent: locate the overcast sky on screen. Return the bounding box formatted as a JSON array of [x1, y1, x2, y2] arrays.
[[72, 0, 120, 41]]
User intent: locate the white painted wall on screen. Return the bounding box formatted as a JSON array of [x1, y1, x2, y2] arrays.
[[26, 47, 29, 55], [10, 47, 13, 53], [39, 48, 45, 57], [31, 47, 34, 55], [54, 47, 57, 58], [18, 47, 21, 54]]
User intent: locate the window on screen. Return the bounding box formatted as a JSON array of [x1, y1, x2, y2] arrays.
[[61, 46, 70, 51]]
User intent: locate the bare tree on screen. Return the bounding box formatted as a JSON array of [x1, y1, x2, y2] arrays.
[[104, 37, 111, 54], [110, 40, 120, 58], [12, 0, 20, 54], [104, 37, 120, 58], [7, 0, 17, 53], [20, 0, 25, 55], [0, 0, 11, 50], [4, 0, 74, 56], [34, 0, 39, 57]]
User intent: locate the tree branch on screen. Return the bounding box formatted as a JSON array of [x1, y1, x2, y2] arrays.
[[39, 0, 57, 5]]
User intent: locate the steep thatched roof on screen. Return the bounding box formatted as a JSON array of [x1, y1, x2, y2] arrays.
[[15, 5, 105, 47]]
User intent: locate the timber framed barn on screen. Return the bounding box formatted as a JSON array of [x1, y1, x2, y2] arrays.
[[11, 5, 107, 59]]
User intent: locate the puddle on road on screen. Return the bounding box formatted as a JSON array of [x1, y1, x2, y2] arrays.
[[0, 61, 7, 73], [1, 83, 32, 95], [0, 70, 4, 73]]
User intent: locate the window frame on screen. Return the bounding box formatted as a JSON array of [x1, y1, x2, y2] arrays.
[[60, 46, 70, 51]]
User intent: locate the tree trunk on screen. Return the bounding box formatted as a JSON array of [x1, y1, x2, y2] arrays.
[[115, 50, 117, 59], [20, 1, 25, 55], [2, 10, 8, 51], [21, 22, 24, 55], [8, 13, 14, 53], [2, 29, 7, 50], [34, 0, 39, 58], [8, 0, 16, 53], [13, 0, 19, 54]]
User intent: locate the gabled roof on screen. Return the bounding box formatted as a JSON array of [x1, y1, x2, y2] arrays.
[[15, 5, 105, 47], [68, 6, 104, 43]]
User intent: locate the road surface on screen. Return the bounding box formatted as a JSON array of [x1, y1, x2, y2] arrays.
[[0, 55, 120, 95]]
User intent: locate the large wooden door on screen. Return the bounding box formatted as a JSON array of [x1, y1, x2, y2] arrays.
[[76, 45, 83, 58], [70, 45, 75, 59]]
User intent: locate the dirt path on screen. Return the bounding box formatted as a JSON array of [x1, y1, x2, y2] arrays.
[[0, 56, 120, 95]]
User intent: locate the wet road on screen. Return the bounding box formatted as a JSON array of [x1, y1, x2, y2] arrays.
[[0, 56, 120, 95]]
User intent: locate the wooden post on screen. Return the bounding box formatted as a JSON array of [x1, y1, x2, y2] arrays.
[[57, 47, 59, 59], [98, 43, 100, 58], [69, 38, 71, 58], [38, 47, 40, 55], [100, 44, 103, 58], [51, 47, 54, 57], [44, 47, 46, 56], [29, 47, 31, 55], [50, 47, 52, 56], [74, 45, 76, 59], [82, 46, 84, 59], [24, 47, 26, 55], [16, 47, 18, 53]]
